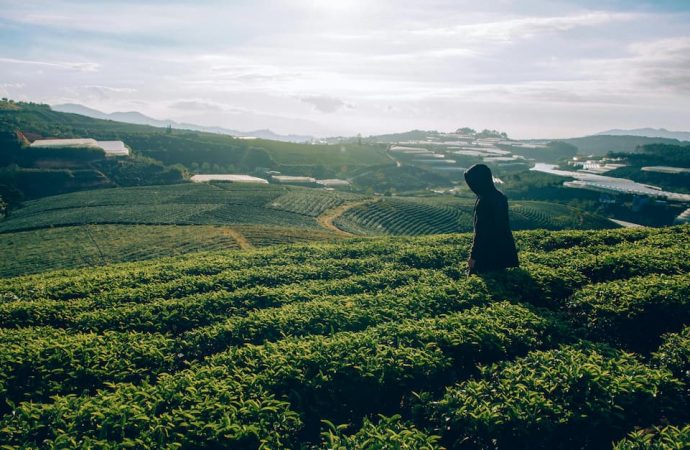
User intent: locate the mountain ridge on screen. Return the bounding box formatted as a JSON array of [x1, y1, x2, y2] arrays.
[[596, 127, 690, 141], [51, 103, 315, 143]]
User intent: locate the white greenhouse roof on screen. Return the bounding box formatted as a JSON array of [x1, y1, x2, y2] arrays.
[[190, 174, 269, 184], [30, 138, 129, 156]]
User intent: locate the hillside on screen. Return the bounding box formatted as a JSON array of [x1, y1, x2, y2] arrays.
[[0, 183, 617, 276], [0, 225, 688, 448], [0, 101, 390, 176], [596, 128, 690, 141], [334, 197, 615, 236], [561, 135, 684, 156], [52, 103, 315, 143]]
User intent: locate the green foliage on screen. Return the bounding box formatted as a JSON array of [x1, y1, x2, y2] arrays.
[[92, 156, 186, 186], [0, 224, 249, 277], [430, 345, 686, 449], [320, 414, 443, 449], [613, 425, 690, 450], [0, 225, 687, 447], [267, 189, 359, 217], [334, 197, 613, 236], [0, 166, 113, 200], [502, 141, 577, 163], [0, 183, 340, 233], [20, 145, 105, 164], [0, 328, 176, 410], [567, 274, 690, 351], [348, 164, 450, 194], [0, 102, 389, 173], [652, 326, 690, 386], [562, 135, 684, 156]]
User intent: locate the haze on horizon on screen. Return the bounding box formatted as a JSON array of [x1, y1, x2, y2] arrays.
[[0, 0, 689, 139]]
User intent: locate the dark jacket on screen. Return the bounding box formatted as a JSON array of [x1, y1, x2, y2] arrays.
[[464, 164, 519, 274]]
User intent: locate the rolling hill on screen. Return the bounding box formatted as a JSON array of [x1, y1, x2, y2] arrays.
[[0, 225, 688, 448], [0, 101, 391, 176], [0, 183, 617, 277], [52, 103, 315, 143], [596, 128, 690, 141]]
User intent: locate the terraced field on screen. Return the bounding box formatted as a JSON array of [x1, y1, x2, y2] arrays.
[[0, 184, 617, 277], [0, 183, 337, 233], [0, 184, 354, 276], [0, 225, 688, 448], [334, 197, 615, 235]]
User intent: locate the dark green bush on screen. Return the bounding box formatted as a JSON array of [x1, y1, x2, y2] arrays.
[[567, 274, 690, 352], [430, 345, 686, 449], [613, 424, 690, 450], [320, 414, 442, 449], [652, 326, 690, 386]]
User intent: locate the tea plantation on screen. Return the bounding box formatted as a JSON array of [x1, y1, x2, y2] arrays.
[[0, 225, 688, 448], [0, 184, 615, 277], [334, 197, 615, 236]]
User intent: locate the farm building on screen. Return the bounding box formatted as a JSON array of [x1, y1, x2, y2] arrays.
[[190, 174, 269, 184], [316, 179, 350, 187], [272, 175, 317, 184], [30, 138, 129, 157]]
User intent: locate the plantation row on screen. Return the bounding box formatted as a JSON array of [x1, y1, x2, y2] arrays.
[[335, 198, 474, 236], [0, 202, 319, 233], [0, 225, 688, 447], [334, 198, 615, 236], [0, 303, 565, 447], [0, 183, 363, 234], [0, 225, 242, 277], [266, 190, 360, 217], [1, 225, 684, 303], [510, 201, 615, 230], [0, 224, 342, 277], [1, 258, 687, 413], [9, 183, 287, 218]]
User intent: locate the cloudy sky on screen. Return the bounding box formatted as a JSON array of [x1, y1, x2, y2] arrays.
[[1, 0, 689, 138]]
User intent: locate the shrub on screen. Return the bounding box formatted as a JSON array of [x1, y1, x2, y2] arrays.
[[430, 344, 686, 450]]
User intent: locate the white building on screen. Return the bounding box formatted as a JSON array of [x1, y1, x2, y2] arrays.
[[30, 138, 129, 157], [190, 174, 269, 184], [272, 175, 317, 184], [316, 179, 351, 187]]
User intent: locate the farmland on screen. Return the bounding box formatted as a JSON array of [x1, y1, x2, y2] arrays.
[[334, 197, 615, 236], [0, 224, 688, 448], [0, 102, 390, 176], [0, 183, 617, 276]]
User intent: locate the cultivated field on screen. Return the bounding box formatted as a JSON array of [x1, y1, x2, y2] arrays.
[[0, 184, 617, 277], [0, 225, 688, 448], [334, 197, 616, 235]]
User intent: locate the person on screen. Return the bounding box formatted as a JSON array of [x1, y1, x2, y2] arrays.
[[464, 164, 519, 275]]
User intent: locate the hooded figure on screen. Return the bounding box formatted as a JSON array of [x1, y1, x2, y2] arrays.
[[464, 164, 519, 274]]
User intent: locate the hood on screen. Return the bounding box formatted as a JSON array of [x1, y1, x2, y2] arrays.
[[464, 164, 496, 196]]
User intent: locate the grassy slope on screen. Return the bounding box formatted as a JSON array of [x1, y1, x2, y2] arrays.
[[0, 184, 616, 276], [0, 102, 390, 171], [334, 196, 616, 236], [0, 184, 617, 276], [0, 225, 688, 448]]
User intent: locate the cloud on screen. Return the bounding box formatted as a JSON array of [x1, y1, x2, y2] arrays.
[[83, 85, 137, 94], [628, 37, 690, 93], [0, 57, 100, 72], [169, 100, 224, 112], [412, 11, 637, 43], [299, 95, 351, 113]]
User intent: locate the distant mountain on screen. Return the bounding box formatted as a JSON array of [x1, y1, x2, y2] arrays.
[[561, 135, 683, 156], [596, 128, 690, 142], [51, 103, 314, 143]]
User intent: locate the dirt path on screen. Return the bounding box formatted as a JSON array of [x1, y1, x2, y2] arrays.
[[222, 227, 254, 250], [317, 200, 375, 236]]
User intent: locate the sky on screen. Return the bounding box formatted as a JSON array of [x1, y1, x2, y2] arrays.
[[0, 0, 689, 139]]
